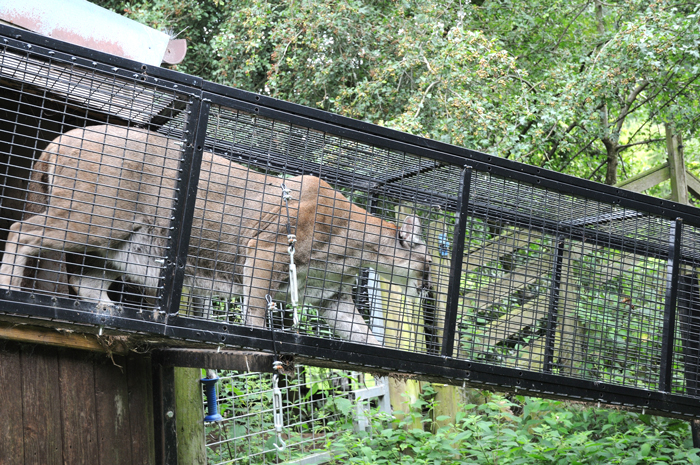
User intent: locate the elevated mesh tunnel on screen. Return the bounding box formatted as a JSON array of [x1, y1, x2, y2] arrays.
[[1, 24, 700, 419]]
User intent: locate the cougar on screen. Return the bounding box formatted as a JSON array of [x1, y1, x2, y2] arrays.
[[0, 125, 432, 345]]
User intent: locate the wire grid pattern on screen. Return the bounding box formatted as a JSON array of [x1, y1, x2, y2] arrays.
[[677, 224, 700, 398], [455, 171, 674, 391], [0, 48, 178, 125], [0, 40, 191, 307], [179, 103, 449, 351], [206, 366, 368, 464]]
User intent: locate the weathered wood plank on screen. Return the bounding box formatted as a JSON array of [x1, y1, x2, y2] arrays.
[[21, 345, 62, 465], [152, 349, 276, 372], [461, 248, 555, 314], [0, 322, 129, 354], [94, 354, 133, 465], [58, 351, 99, 465], [686, 169, 700, 200], [615, 162, 670, 193], [473, 294, 550, 355], [510, 337, 546, 372], [127, 355, 156, 465], [0, 343, 24, 465], [462, 230, 532, 274]]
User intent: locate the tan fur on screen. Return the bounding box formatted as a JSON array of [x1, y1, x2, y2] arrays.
[[0, 125, 432, 345]]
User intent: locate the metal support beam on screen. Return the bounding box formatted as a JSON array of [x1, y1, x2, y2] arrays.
[[161, 98, 210, 317], [544, 236, 566, 373], [152, 363, 178, 465], [660, 218, 683, 392], [441, 166, 472, 357]]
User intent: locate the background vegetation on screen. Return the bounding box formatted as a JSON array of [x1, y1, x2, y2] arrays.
[[92, 0, 700, 461], [208, 370, 700, 464], [97, 0, 700, 188]]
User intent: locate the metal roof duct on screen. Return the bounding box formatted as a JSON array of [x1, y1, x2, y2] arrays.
[[0, 0, 185, 65]]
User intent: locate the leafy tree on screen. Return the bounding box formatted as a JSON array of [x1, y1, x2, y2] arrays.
[[97, 0, 700, 184]]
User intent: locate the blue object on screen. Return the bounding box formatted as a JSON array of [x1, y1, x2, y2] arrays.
[[438, 233, 450, 258], [201, 376, 223, 422]]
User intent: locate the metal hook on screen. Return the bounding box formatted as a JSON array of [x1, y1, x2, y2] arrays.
[[280, 183, 292, 202]]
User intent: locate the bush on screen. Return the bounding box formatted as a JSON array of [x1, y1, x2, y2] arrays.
[[328, 392, 700, 465]]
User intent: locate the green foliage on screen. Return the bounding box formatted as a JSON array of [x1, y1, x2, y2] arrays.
[[329, 392, 700, 465], [205, 371, 700, 464], [93, 0, 700, 185]]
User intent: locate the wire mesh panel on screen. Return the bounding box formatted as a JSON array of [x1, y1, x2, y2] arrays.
[[206, 367, 376, 464], [176, 100, 451, 352], [0, 34, 195, 316], [678, 224, 700, 398], [452, 170, 679, 395]]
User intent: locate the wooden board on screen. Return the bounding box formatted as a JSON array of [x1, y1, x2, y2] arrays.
[[0, 341, 155, 465], [21, 344, 62, 465], [94, 354, 134, 465], [58, 354, 99, 465], [0, 344, 24, 465], [127, 355, 156, 465]]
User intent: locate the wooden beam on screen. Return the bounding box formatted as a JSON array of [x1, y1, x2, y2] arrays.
[[0, 322, 129, 354], [615, 162, 669, 193], [686, 169, 700, 200], [151, 348, 281, 373]]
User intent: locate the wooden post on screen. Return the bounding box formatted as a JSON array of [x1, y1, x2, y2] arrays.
[[426, 213, 460, 432], [174, 367, 207, 465], [431, 384, 459, 432], [388, 377, 423, 430], [384, 205, 425, 429]]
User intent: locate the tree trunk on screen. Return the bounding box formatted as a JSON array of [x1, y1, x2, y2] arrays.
[[604, 140, 618, 185]]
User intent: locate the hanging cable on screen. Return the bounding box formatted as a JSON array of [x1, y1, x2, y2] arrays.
[[266, 294, 286, 451], [280, 183, 299, 331]]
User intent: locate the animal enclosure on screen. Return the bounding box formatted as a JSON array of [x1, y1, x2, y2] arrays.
[[2, 23, 700, 419]]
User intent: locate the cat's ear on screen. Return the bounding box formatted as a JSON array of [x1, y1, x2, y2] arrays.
[[399, 216, 423, 247]]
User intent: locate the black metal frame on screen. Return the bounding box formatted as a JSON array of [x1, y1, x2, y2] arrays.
[[1, 23, 700, 419], [152, 362, 178, 465], [442, 166, 472, 357]]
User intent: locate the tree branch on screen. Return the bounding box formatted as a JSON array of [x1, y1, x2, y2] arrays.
[[548, 2, 590, 54], [414, 80, 439, 118], [614, 80, 649, 134], [618, 137, 665, 151], [588, 158, 607, 180]]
